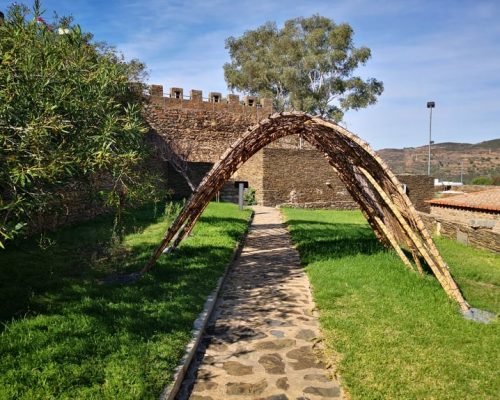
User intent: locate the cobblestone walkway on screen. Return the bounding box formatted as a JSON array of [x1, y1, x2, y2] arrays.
[[178, 206, 344, 400]]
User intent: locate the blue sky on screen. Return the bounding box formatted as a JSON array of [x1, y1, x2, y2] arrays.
[[3, 0, 500, 149]]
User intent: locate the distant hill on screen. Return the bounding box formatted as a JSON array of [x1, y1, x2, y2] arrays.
[[377, 139, 500, 183], [471, 138, 500, 150]]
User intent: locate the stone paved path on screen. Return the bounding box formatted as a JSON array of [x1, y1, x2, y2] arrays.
[[177, 206, 344, 400]]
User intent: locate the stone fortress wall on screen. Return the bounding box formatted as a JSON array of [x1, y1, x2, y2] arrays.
[[146, 84, 308, 162], [147, 85, 434, 212]]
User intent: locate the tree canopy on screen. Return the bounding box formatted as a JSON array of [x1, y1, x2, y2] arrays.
[[224, 15, 383, 120], [0, 1, 154, 247]]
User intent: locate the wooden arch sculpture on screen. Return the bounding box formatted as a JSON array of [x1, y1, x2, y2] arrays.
[[142, 112, 470, 312]]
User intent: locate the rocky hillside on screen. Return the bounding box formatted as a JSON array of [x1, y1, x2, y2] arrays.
[[377, 139, 500, 182]]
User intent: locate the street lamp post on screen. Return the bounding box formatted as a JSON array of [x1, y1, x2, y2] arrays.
[[427, 101, 435, 176]]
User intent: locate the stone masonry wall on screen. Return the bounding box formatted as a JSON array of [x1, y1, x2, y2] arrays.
[[145, 85, 312, 163], [430, 206, 499, 231], [259, 148, 357, 209], [27, 155, 170, 233], [28, 180, 113, 233], [19, 84, 436, 235], [146, 85, 435, 213], [233, 148, 434, 211], [166, 161, 213, 199], [419, 212, 500, 253], [396, 174, 435, 213], [146, 85, 307, 203], [166, 160, 240, 203], [14, 83, 438, 235], [162, 145, 434, 213], [146, 85, 273, 163], [233, 150, 265, 204]]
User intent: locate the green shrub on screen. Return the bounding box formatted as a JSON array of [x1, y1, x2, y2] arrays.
[[0, 1, 154, 247], [471, 176, 493, 185], [244, 187, 257, 205]]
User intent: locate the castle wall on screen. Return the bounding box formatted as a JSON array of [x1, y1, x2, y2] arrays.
[[146, 85, 273, 163], [145, 85, 308, 163], [24, 156, 169, 234], [234, 148, 434, 212], [166, 161, 214, 199], [148, 86, 435, 213], [233, 150, 264, 204], [166, 160, 241, 203], [260, 148, 358, 209]]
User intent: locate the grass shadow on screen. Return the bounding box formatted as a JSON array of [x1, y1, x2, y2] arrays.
[[0, 202, 251, 399], [285, 218, 384, 263], [0, 205, 164, 322]]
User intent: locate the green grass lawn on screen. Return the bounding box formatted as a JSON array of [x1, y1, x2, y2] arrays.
[[0, 202, 251, 400], [283, 208, 499, 400]]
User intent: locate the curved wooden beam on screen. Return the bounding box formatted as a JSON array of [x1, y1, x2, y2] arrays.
[[141, 112, 470, 312]]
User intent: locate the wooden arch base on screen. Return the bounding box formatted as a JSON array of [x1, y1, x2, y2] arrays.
[[142, 112, 470, 313]]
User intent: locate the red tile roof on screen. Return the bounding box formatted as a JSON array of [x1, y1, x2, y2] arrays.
[[427, 187, 500, 212]]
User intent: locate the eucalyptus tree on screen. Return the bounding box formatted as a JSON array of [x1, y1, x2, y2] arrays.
[[224, 15, 383, 120]]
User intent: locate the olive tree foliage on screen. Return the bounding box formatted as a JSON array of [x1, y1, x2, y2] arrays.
[[0, 1, 157, 247], [224, 15, 383, 120]]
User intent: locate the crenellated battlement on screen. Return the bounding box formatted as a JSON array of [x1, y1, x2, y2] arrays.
[[147, 84, 273, 115]]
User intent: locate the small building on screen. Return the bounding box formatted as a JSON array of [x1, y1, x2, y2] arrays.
[[427, 187, 500, 232], [434, 179, 464, 191]]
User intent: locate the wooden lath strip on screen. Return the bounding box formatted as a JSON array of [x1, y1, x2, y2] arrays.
[[373, 216, 414, 272], [358, 166, 469, 311]]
